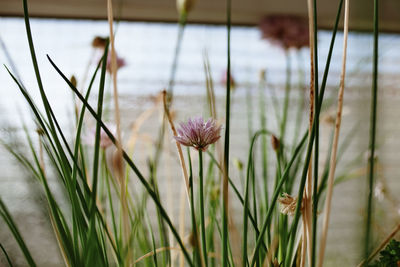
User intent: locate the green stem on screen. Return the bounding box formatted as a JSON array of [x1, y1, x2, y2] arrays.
[[292, 51, 306, 151], [259, 74, 269, 218], [246, 85, 254, 141], [188, 149, 202, 266], [280, 50, 291, 142], [222, 0, 232, 265], [199, 150, 208, 266], [311, 0, 320, 265], [250, 132, 308, 267], [166, 12, 187, 106], [365, 0, 379, 259]]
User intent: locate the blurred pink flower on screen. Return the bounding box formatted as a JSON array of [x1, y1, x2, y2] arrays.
[[221, 70, 236, 89], [84, 124, 116, 149], [259, 15, 309, 49], [106, 52, 126, 73], [174, 117, 222, 151]]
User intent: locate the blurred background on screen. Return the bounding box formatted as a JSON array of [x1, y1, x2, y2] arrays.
[[1, 0, 400, 266]]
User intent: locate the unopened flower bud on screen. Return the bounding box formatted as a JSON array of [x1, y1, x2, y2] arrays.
[[177, 0, 196, 15], [70, 75, 77, 88], [233, 158, 244, 171], [271, 135, 280, 151], [189, 231, 198, 248], [36, 128, 45, 136], [259, 69, 266, 82], [210, 186, 220, 202], [92, 36, 108, 49]]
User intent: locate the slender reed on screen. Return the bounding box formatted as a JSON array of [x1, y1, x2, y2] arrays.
[[0, 199, 37, 267], [187, 148, 203, 267], [310, 0, 320, 265], [199, 150, 208, 266], [162, 91, 190, 202], [166, 9, 187, 105], [106, 0, 129, 254], [280, 50, 291, 142], [364, 0, 379, 259], [305, 0, 317, 263], [222, 0, 232, 265], [258, 71, 269, 217], [317, 0, 350, 266]]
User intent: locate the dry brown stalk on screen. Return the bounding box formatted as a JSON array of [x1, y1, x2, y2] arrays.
[[132, 247, 181, 265], [262, 235, 279, 267], [106, 0, 130, 261], [304, 0, 316, 263], [300, 219, 308, 267], [317, 0, 350, 266], [162, 90, 190, 202], [127, 96, 160, 151]]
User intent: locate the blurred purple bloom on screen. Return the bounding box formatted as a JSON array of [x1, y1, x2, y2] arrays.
[[259, 15, 309, 49], [106, 52, 126, 73], [174, 117, 222, 151], [84, 124, 116, 149]]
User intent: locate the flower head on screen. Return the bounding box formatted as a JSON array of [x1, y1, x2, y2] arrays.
[[92, 36, 108, 49], [84, 124, 116, 149], [174, 117, 221, 151], [177, 0, 196, 15], [259, 15, 309, 50], [106, 52, 126, 73], [221, 70, 236, 90]]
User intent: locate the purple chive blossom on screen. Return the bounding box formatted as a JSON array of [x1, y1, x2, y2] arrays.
[[84, 124, 116, 149], [174, 117, 222, 152], [106, 52, 126, 73], [259, 15, 309, 50]]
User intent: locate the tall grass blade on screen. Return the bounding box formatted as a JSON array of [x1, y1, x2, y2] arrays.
[[364, 0, 379, 259], [0, 199, 37, 267], [222, 0, 232, 265]]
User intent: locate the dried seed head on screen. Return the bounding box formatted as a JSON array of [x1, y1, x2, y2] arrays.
[[278, 193, 299, 216], [374, 181, 385, 202]]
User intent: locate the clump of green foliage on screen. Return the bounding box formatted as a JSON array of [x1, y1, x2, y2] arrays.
[[369, 240, 400, 267]]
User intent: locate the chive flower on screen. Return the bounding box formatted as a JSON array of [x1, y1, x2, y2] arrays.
[[84, 124, 116, 149], [259, 15, 309, 50], [106, 52, 126, 73], [174, 116, 222, 152]]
